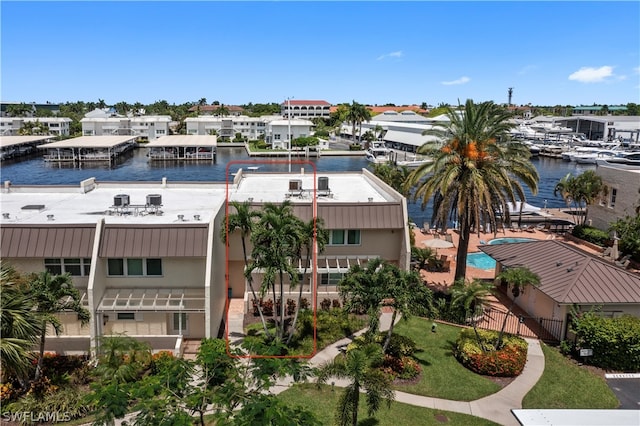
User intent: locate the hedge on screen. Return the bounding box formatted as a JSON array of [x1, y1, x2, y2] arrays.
[[454, 329, 528, 377], [571, 225, 609, 247], [571, 312, 640, 371]]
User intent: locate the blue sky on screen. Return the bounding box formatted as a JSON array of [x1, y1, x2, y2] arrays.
[[2, 1, 639, 107]]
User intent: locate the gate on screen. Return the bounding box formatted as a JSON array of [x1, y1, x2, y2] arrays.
[[475, 308, 563, 343]]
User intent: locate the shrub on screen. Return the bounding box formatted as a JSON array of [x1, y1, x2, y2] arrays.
[[384, 333, 418, 358], [332, 298, 341, 309], [286, 298, 296, 315], [349, 143, 362, 151], [261, 299, 274, 316], [6, 387, 94, 422], [300, 297, 310, 310], [454, 329, 528, 377], [381, 355, 421, 380], [572, 225, 609, 247], [571, 312, 640, 371], [320, 298, 332, 311]]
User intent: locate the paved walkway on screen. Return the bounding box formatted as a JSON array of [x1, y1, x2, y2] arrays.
[[269, 311, 545, 426]]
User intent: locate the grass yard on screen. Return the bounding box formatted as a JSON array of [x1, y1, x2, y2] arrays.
[[277, 383, 500, 426], [392, 318, 501, 401], [522, 343, 619, 409]]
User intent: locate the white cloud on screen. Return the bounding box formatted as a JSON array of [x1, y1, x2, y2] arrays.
[[377, 51, 403, 61], [441, 76, 470, 86], [568, 66, 614, 83]]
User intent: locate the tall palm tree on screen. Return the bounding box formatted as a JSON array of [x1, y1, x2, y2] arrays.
[[554, 170, 604, 225], [0, 264, 39, 382], [247, 201, 301, 340], [287, 217, 328, 345], [495, 266, 540, 349], [29, 271, 91, 380], [223, 200, 270, 336], [405, 99, 539, 281], [451, 279, 495, 350], [345, 101, 371, 144], [316, 344, 394, 426]]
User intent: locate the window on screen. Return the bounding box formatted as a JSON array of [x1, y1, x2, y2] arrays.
[[329, 230, 361, 245], [108, 258, 162, 276], [44, 258, 91, 276], [117, 313, 135, 320], [172, 313, 188, 332], [609, 188, 617, 208], [320, 273, 344, 285], [274, 134, 281, 140]]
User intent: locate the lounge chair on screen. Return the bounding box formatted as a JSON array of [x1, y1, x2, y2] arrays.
[[524, 225, 536, 233]]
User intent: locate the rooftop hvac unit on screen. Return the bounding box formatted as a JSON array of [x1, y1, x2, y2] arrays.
[[289, 180, 302, 191], [114, 194, 130, 207], [318, 177, 329, 191], [146, 194, 162, 206]]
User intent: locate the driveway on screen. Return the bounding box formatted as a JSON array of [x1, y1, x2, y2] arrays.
[[604, 373, 640, 409]]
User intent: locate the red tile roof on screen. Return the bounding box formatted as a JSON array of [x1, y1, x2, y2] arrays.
[[282, 100, 331, 106]]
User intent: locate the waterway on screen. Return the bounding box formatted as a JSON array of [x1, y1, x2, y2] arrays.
[[0, 148, 596, 226]]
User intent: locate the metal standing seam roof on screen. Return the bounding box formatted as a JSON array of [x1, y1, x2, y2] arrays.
[[0, 135, 55, 148], [37, 136, 138, 149], [280, 203, 405, 229], [479, 240, 640, 304], [1, 225, 96, 258], [99, 225, 209, 258], [146, 135, 218, 147]]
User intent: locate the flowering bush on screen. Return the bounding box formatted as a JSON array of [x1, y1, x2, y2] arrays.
[[454, 329, 528, 377], [381, 355, 421, 380], [0, 382, 14, 402]]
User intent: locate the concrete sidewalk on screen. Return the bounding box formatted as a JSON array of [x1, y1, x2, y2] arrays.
[[273, 311, 545, 426]]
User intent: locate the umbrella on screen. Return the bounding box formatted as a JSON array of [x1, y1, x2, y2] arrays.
[[423, 238, 455, 249]]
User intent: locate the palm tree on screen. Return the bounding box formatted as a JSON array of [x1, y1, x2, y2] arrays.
[[287, 217, 328, 345], [450, 279, 495, 350], [554, 170, 604, 225], [345, 101, 371, 145], [216, 104, 230, 118], [405, 99, 539, 281], [223, 200, 270, 336], [316, 344, 394, 426], [0, 264, 39, 382], [29, 271, 91, 380], [410, 246, 437, 271], [93, 335, 152, 383], [247, 201, 301, 340], [370, 162, 411, 196], [495, 266, 540, 349]]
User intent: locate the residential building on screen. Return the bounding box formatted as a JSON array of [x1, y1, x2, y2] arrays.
[[589, 160, 640, 230], [81, 115, 172, 139], [0, 117, 73, 136], [264, 118, 314, 149], [571, 105, 628, 116], [480, 240, 640, 341], [282, 100, 331, 119], [185, 115, 272, 140], [0, 169, 410, 355]]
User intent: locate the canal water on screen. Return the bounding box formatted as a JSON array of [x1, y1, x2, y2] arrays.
[[0, 148, 596, 226]]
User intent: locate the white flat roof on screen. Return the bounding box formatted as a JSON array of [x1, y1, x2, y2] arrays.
[[228, 170, 392, 204], [1, 135, 54, 148], [0, 182, 227, 225], [146, 135, 217, 147], [38, 136, 138, 149]]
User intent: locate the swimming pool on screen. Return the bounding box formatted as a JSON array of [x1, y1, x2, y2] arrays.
[[467, 237, 537, 270], [467, 252, 497, 270], [488, 237, 536, 245]]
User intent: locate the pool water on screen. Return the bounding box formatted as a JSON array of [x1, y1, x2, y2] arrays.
[[467, 238, 536, 270], [467, 252, 497, 270]]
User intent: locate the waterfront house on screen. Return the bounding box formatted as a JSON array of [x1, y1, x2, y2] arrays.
[[185, 115, 272, 140], [264, 118, 314, 149], [0, 169, 410, 356], [81, 114, 171, 139], [0, 117, 73, 136]]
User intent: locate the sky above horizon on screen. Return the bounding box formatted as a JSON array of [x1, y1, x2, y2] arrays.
[[2, 1, 639, 107]]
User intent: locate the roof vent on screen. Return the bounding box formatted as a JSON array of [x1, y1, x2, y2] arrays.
[[2, 213, 9, 219], [289, 180, 302, 190], [177, 214, 184, 221], [194, 214, 201, 221], [146, 194, 162, 206], [114, 194, 130, 207], [368, 197, 373, 202], [318, 177, 329, 191], [47, 214, 54, 221]]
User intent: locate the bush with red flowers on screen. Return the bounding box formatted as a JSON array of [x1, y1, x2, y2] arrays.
[[454, 329, 528, 377]]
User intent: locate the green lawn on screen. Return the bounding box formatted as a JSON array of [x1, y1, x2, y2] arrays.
[[278, 383, 500, 426], [392, 318, 501, 401], [522, 343, 619, 409]]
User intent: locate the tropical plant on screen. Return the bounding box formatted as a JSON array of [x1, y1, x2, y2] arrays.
[[215, 104, 230, 117], [316, 344, 394, 426], [370, 162, 411, 196], [246, 201, 302, 341], [223, 200, 270, 335], [450, 279, 495, 350], [345, 100, 371, 145], [0, 264, 39, 382], [554, 170, 605, 225], [410, 246, 437, 271], [405, 99, 539, 281], [495, 267, 540, 349], [28, 271, 91, 381], [609, 213, 640, 262]]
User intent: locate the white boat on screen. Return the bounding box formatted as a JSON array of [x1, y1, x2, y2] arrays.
[[365, 142, 393, 164], [395, 155, 433, 168], [574, 150, 618, 164], [604, 151, 640, 166]]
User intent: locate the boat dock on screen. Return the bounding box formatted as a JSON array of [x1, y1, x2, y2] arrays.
[[146, 135, 217, 162], [39, 135, 137, 164], [1, 135, 54, 161]]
